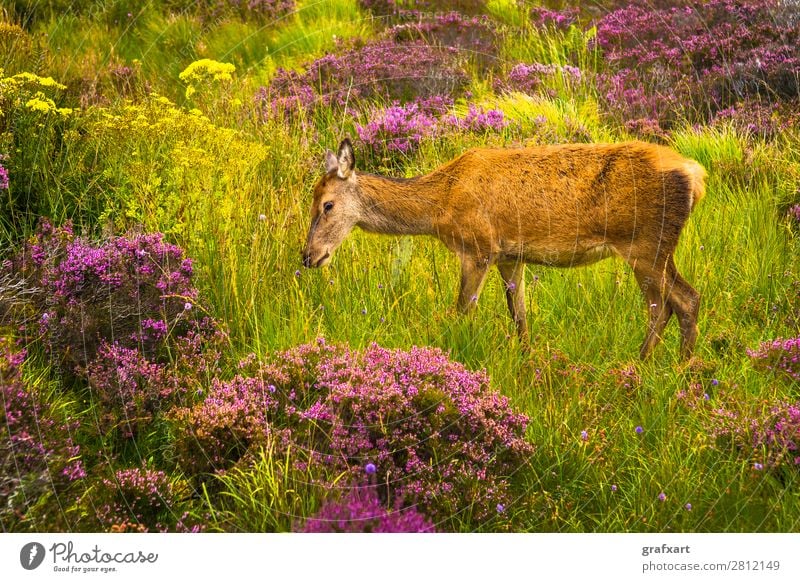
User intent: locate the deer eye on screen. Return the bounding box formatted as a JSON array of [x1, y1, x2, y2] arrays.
[[323, 201, 334, 213]]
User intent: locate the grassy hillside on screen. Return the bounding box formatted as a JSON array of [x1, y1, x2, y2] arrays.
[[1, 0, 799, 532]]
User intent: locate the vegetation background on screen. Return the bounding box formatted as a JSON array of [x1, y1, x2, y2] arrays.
[[0, 0, 799, 532]]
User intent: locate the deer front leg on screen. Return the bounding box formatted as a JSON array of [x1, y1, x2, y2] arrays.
[[456, 254, 491, 313], [498, 261, 529, 345]]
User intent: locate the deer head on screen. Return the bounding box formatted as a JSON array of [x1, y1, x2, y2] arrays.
[[302, 139, 361, 268]]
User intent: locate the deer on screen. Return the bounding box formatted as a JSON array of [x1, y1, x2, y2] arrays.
[[302, 138, 707, 360]]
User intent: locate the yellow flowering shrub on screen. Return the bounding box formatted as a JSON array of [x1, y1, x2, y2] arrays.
[[87, 92, 270, 252], [178, 58, 236, 99]]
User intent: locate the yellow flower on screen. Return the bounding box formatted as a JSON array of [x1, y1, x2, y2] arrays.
[[12, 72, 66, 90], [25, 94, 56, 113], [179, 59, 236, 99]]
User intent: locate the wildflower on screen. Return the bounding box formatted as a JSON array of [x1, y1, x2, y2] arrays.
[[294, 270, 301, 277], [0, 164, 8, 190], [685, 503, 692, 511], [635, 425, 644, 434], [754, 462, 763, 471], [580, 430, 589, 441], [258, 214, 267, 221], [496, 503, 505, 514], [361, 308, 367, 315], [611, 484, 618, 492], [711, 378, 719, 386], [658, 492, 667, 502], [184, 302, 192, 311], [365, 462, 377, 475]]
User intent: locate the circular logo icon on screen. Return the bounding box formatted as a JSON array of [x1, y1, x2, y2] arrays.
[[20, 542, 46, 570]]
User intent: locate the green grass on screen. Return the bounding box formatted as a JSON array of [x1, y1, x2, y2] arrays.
[[2, 0, 800, 532]]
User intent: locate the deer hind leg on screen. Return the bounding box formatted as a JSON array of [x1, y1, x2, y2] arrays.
[[456, 254, 492, 313], [664, 256, 701, 360], [628, 257, 674, 360], [497, 261, 529, 345]]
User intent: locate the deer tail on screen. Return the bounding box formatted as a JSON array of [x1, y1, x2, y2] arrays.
[[684, 160, 707, 210]]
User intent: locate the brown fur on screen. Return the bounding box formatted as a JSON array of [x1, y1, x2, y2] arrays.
[[304, 139, 707, 359]]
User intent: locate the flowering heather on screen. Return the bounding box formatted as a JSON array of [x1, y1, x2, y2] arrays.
[[93, 467, 201, 532], [495, 62, 582, 97], [595, 0, 800, 130], [257, 39, 469, 118], [711, 100, 800, 140], [444, 104, 507, 133], [356, 101, 438, 154], [748, 337, 800, 383], [384, 11, 499, 69], [753, 403, 800, 469], [172, 340, 532, 524], [0, 162, 8, 190], [710, 399, 800, 473], [169, 373, 291, 475], [0, 339, 85, 529], [359, 1, 488, 17], [527, 5, 579, 30], [302, 485, 435, 533], [0, 219, 210, 368], [356, 99, 506, 155], [87, 342, 172, 440], [789, 205, 800, 224]]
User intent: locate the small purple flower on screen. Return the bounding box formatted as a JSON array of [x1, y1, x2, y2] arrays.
[[496, 503, 505, 513], [685, 503, 692, 511], [611, 484, 618, 492], [0, 164, 9, 190], [365, 462, 377, 475], [754, 462, 764, 471], [294, 270, 301, 277], [184, 302, 192, 311], [580, 430, 589, 441], [711, 378, 719, 386], [658, 492, 667, 502], [704, 393, 710, 400], [268, 384, 276, 393], [635, 425, 644, 434]]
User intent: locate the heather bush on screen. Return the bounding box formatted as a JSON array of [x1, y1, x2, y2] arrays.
[[356, 98, 506, 155], [0, 220, 210, 370], [170, 340, 532, 525], [169, 374, 289, 475], [302, 485, 435, 532], [494, 61, 582, 97], [594, 0, 800, 132], [359, 0, 488, 17], [748, 337, 800, 383], [526, 5, 579, 31], [257, 38, 469, 119], [0, 338, 85, 530], [711, 100, 800, 141], [709, 399, 800, 474], [90, 467, 201, 532], [383, 11, 499, 69]]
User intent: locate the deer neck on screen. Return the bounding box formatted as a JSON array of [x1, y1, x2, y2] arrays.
[[355, 172, 447, 236]]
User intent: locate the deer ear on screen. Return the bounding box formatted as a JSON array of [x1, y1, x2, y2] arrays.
[[324, 149, 338, 174], [336, 138, 355, 179]]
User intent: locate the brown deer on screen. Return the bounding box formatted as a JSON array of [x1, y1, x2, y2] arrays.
[[302, 138, 706, 359]]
